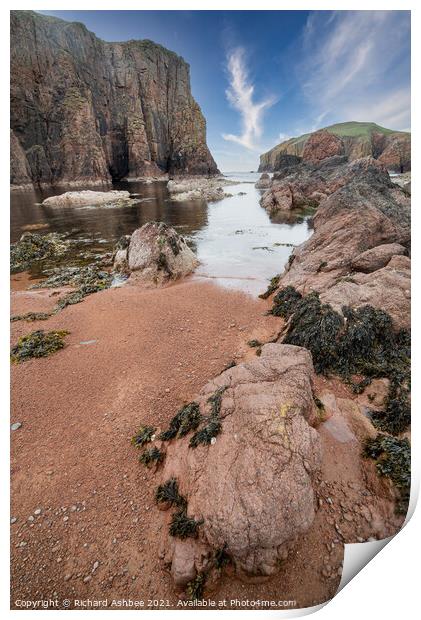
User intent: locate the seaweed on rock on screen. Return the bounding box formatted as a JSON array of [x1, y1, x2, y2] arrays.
[[155, 478, 186, 509], [139, 446, 164, 466], [169, 508, 203, 539], [159, 402, 201, 441], [131, 425, 156, 448], [270, 287, 411, 434], [363, 434, 410, 514], [189, 387, 226, 448], [259, 274, 281, 300], [186, 572, 206, 600]]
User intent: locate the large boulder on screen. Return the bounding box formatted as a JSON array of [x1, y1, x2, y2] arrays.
[[158, 344, 322, 584], [302, 130, 345, 164], [113, 222, 198, 285]]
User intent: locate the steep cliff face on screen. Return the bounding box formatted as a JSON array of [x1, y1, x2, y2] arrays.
[[10, 11, 219, 188], [259, 122, 410, 173]]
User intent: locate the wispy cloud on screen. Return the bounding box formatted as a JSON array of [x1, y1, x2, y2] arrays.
[[299, 11, 410, 130], [222, 47, 276, 151]]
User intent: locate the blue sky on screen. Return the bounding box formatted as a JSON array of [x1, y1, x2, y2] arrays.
[[40, 10, 411, 171]]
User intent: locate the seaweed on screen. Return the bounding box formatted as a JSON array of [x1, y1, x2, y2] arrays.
[[189, 387, 226, 448], [56, 282, 109, 310], [169, 508, 203, 539], [10, 232, 70, 273], [139, 446, 164, 466], [214, 545, 231, 569], [131, 425, 156, 448], [11, 329, 69, 363], [189, 418, 222, 448], [270, 287, 411, 434], [363, 434, 410, 513], [155, 478, 186, 509], [259, 274, 280, 299], [271, 285, 303, 318], [186, 572, 206, 600], [159, 402, 202, 441], [32, 265, 113, 290], [11, 312, 52, 322], [207, 386, 225, 418]]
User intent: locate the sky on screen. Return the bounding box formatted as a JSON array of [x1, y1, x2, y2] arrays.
[[40, 10, 411, 172]]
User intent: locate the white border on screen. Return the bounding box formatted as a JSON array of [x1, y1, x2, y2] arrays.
[[2, 2, 418, 618]]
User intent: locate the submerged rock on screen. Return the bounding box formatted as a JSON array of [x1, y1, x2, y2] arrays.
[[158, 344, 321, 583], [42, 190, 131, 208], [113, 222, 198, 285]]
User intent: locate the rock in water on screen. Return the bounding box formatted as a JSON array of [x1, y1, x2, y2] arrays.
[[255, 173, 271, 189], [158, 344, 321, 583], [113, 222, 198, 285], [42, 190, 131, 207], [10, 11, 218, 187], [167, 177, 233, 202]]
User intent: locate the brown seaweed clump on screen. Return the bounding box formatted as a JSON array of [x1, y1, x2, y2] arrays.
[[11, 329, 69, 363]]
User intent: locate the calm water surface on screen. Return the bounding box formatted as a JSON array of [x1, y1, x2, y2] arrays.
[[10, 172, 313, 296]]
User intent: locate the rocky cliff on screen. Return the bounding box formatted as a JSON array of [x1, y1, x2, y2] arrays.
[[259, 122, 411, 173], [10, 11, 219, 188]]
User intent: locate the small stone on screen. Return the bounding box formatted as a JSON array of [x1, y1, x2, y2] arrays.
[[63, 516, 69, 522], [92, 561, 99, 572], [28, 516, 34, 522], [326, 497, 333, 505], [83, 575, 92, 583], [64, 574, 72, 581], [19, 541, 27, 547], [11, 422, 22, 431], [34, 508, 42, 516], [11, 517, 17, 524]]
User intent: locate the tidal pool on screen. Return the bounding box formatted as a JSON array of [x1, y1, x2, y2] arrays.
[[10, 172, 313, 296]]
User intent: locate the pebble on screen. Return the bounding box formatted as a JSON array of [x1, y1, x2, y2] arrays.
[[83, 575, 92, 583], [11, 517, 17, 524], [64, 574, 72, 581], [92, 561, 99, 572], [63, 516, 69, 522], [28, 515, 34, 522], [34, 508, 42, 516], [11, 422, 22, 431]]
